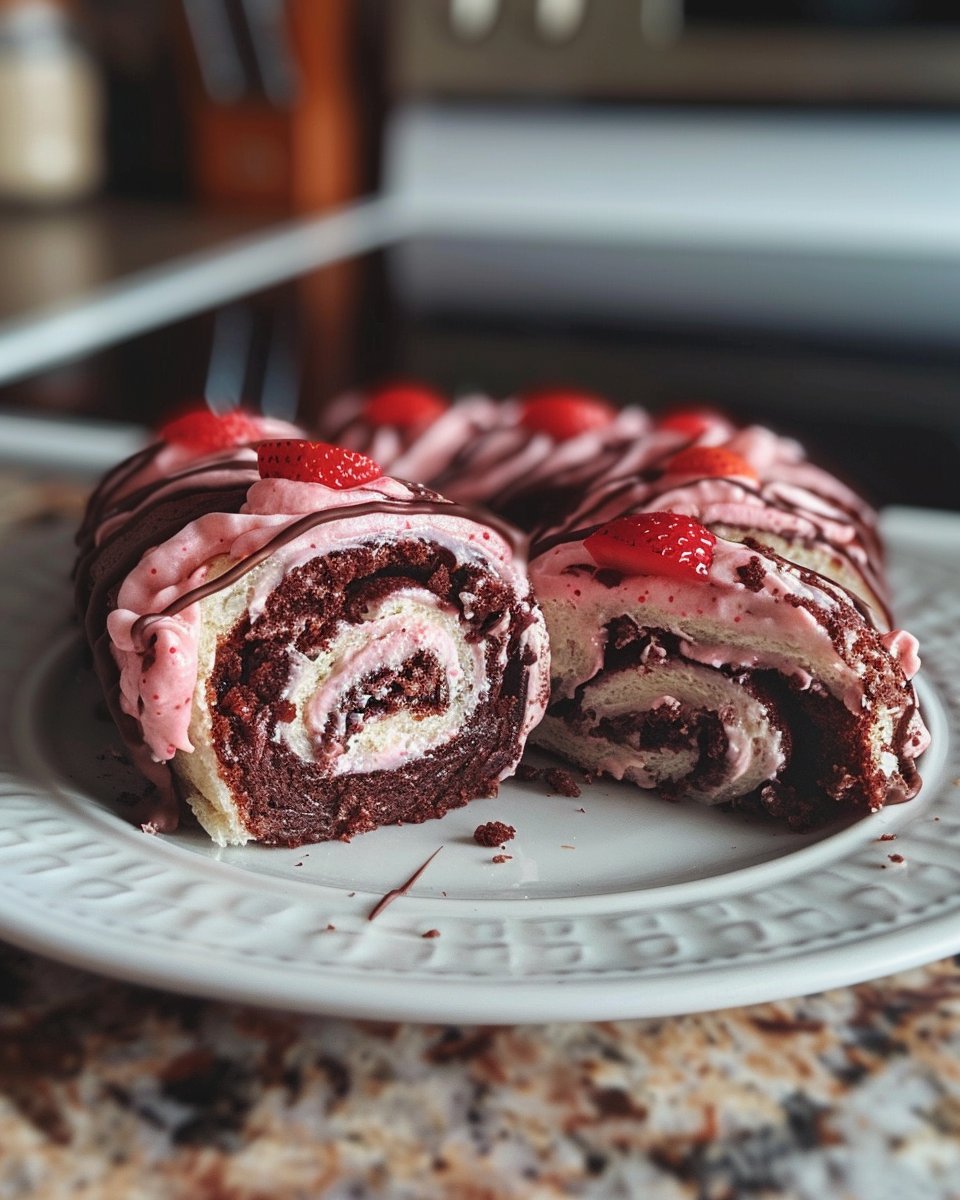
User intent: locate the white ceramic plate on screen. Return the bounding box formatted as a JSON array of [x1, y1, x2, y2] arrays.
[[1, 511, 958, 1023]]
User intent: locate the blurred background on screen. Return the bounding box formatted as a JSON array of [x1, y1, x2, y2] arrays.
[[0, 0, 958, 508]]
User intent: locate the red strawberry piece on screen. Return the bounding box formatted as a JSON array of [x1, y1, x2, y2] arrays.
[[657, 407, 723, 439], [584, 512, 716, 581], [363, 383, 448, 428], [157, 408, 264, 453], [665, 445, 758, 481], [257, 440, 381, 488], [520, 389, 616, 440]]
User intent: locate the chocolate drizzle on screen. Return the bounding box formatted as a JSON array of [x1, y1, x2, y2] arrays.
[[131, 494, 528, 645], [75, 446, 547, 843], [77, 442, 161, 542], [367, 846, 444, 920], [528, 470, 891, 629], [76, 405, 926, 840]]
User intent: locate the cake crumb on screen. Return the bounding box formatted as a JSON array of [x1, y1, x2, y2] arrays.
[[515, 764, 585, 798], [325, 923, 336, 931], [515, 765, 543, 783], [876, 833, 896, 842], [545, 768, 581, 797], [422, 929, 441, 939], [492, 854, 512, 864], [736, 556, 766, 593], [888, 853, 905, 864], [474, 821, 516, 847]]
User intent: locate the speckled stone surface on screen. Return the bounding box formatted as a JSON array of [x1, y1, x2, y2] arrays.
[[2, 470, 960, 1200], [2, 946, 960, 1199]]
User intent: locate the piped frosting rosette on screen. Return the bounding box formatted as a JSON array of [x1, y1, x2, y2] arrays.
[[78, 422, 550, 847], [530, 511, 928, 825]]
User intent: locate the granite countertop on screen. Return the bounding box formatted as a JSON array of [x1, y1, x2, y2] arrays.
[[2, 469, 960, 1200]]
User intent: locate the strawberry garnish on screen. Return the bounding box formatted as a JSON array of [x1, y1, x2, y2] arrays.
[[157, 407, 264, 453], [257, 440, 381, 489], [664, 445, 758, 481], [520, 389, 616, 440], [656, 407, 722, 439], [363, 383, 448, 428], [584, 512, 716, 581]]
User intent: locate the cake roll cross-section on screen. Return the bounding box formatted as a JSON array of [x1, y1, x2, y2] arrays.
[[323, 385, 930, 827], [77, 421, 550, 846], [530, 507, 929, 828]]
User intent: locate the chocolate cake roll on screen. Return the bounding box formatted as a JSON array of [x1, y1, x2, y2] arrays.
[[538, 421, 890, 626], [523, 408, 928, 822], [324, 387, 930, 823], [77, 416, 550, 846], [529, 506, 928, 826]]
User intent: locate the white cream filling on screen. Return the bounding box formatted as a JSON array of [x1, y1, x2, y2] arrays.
[[281, 589, 488, 775], [564, 659, 785, 804], [542, 584, 861, 717]]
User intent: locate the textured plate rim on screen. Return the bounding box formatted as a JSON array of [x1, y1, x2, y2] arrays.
[[0, 514, 957, 1022]]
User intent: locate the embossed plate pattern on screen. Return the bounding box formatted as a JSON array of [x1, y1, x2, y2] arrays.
[[0, 511, 957, 1022]]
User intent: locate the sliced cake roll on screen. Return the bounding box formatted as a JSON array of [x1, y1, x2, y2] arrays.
[[77, 419, 549, 846]]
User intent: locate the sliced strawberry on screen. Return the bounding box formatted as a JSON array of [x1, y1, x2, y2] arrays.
[[656, 407, 723, 439], [157, 407, 263, 453], [664, 445, 758, 481], [257, 440, 381, 488], [363, 383, 449, 428], [584, 512, 716, 581], [520, 389, 616, 440]]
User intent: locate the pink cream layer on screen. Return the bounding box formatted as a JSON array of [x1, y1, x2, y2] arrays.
[[99, 415, 303, 513], [641, 477, 869, 561], [326, 393, 505, 482], [532, 534, 924, 715], [328, 392, 657, 505], [302, 603, 487, 775], [106, 475, 547, 764]]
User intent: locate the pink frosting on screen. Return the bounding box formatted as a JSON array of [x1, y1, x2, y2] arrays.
[[100, 415, 303, 513], [388, 395, 506, 482], [645, 478, 866, 558], [534, 535, 883, 711], [881, 628, 922, 678], [302, 604, 486, 774], [326, 393, 504, 482], [106, 473, 546, 763], [324, 391, 656, 507]]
